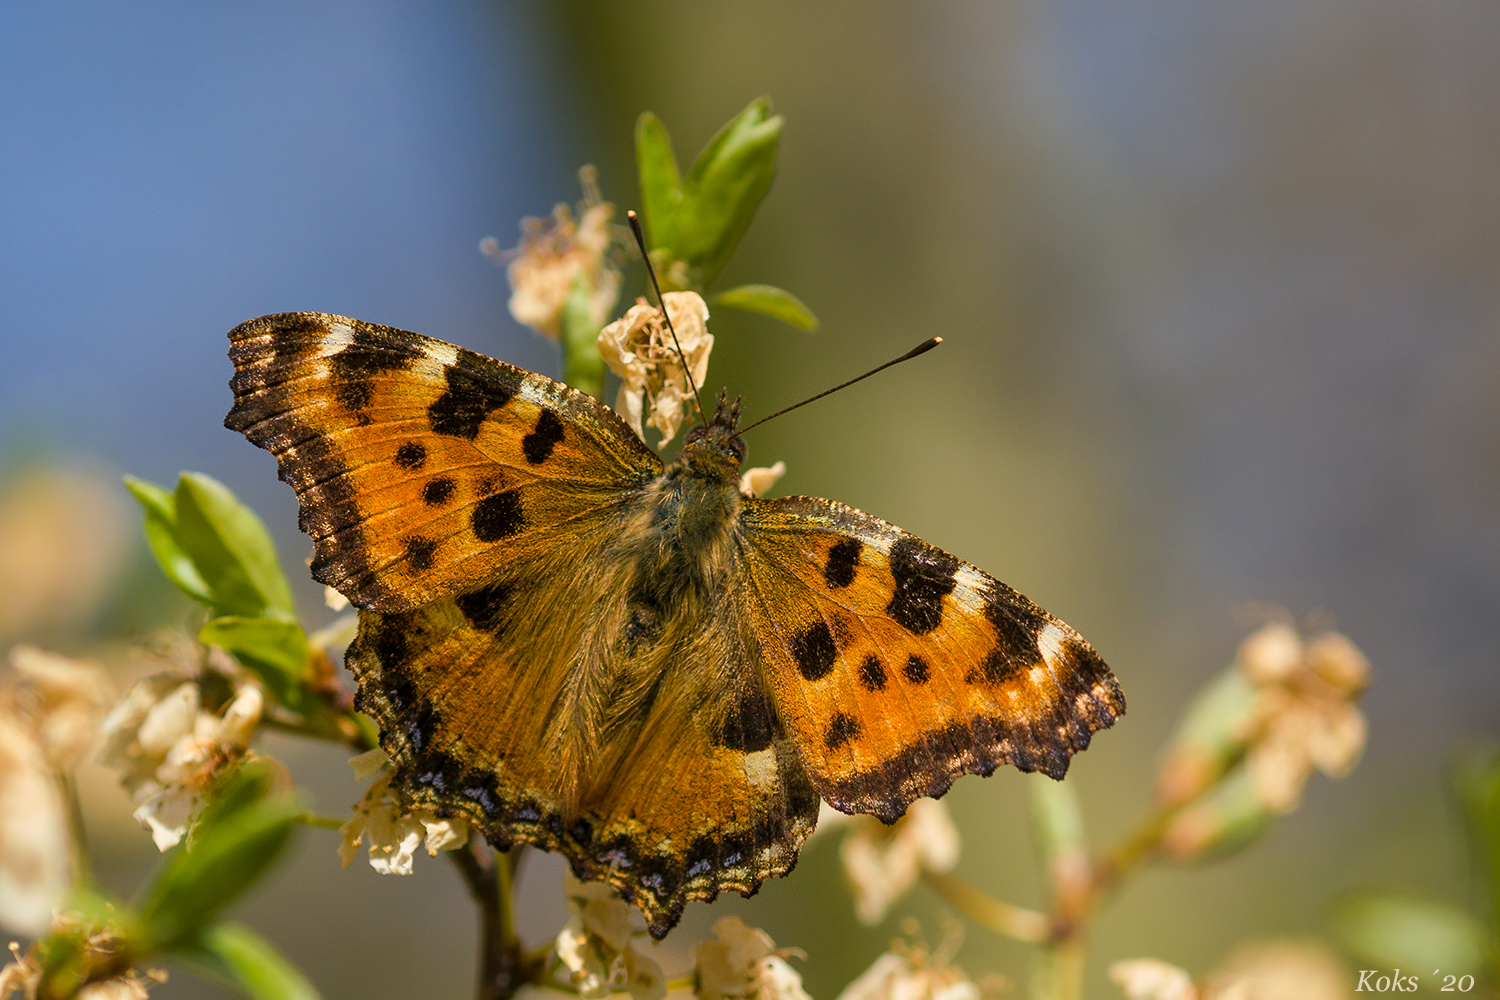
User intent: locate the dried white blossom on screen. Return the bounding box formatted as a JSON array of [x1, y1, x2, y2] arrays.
[[505, 169, 621, 341], [740, 462, 787, 498], [102, 678, 266, 851], [555, 873, 665, 1000], [694, 916, 810, 1000], [597, 292, 713, 446], [338, 759, 469, 875], [840, 798, 960, 924]]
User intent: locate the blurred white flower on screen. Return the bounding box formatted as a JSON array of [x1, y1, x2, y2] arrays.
[[597, 292, 713, 446], [694, 916, 809, 1000], [1238, 625, 1369, 813], [840, 798, 960, 924], [740, 462, 787, 498], [7, 646, 114, 771], [1110, 960, 1198, 1000], [0, 713, 69, 937], [102, 678, 265, 850], [338, 758, 469, 875], [505, 167, 621, 341], [835, 930, 984, 1000]]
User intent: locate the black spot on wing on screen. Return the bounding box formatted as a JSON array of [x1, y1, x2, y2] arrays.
[[394, 441, 426, 470], [886, 538, 959, 634], [714, 684, 778, 753], [329, 326, 413, 410], [903, 655, 930, 684], [521, 409, 565, 464], [824, 712, 861, 749], [472, 490, 524, 541], [824, 538, 861, 588], [405, 536, 436, 572], [422, 477, 455, 506], [456, 581, 511, 633], [429, 350, 517, 440], [791, 621, 838, 681], [859, 655, 886, 691]]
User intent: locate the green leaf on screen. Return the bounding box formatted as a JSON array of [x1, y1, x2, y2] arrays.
[[635, 111, 682, 248], [137, 797, 300, 949], [636, 98, 783, 289], [560, 270, 607, 398], [171, 922, 321, 1000], [200, 616, 310, 708], [711, 284, 819, 331], [173, 472, 296, 620], [124, 475, 214, 604], [1332, 892, 1490, 973]]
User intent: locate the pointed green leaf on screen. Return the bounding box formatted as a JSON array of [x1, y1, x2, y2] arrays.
[[200, 617, 310, 709], [635, 111, 682, 247], [124, 475, 214, 604], [1332, 892, 1489, 972], [172, 922, 321, 1000], [174, 473, 296, 620], [138, 797, 300, 949], [711, 284, 819, 331], [674, 99, 782, 288]]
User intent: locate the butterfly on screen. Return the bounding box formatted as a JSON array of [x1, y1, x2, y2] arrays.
[[225, 311, 1124, 937]]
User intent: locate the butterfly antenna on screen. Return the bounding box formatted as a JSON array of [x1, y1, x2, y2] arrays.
[[626, 210, 708, 429], [737, 337, 943, 435]]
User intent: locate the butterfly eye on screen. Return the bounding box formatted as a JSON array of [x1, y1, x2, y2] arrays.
[[686, 426, 708, 445], [727, 435, 746, 463]]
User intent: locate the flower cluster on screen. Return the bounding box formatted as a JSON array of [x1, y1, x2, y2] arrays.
[[597, 292, 714, 446], [0, 924, 167, 1000], [101, 671, 266, 851], [554, 874, 665, 1000], [693, 916, 811, 1000], [836, 923, 991, 1000], [1154, 620, 1369, 859], [338, 749, 469, 874], [1111, 938, 1351, 1000]]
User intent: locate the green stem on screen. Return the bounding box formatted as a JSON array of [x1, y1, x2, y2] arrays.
[[57, 772, 91, 888], [921, 871, 1047, 943], [560, 272, 605, 398], [451, 840, 532, 1000]]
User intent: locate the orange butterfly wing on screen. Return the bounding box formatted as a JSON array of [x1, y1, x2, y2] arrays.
[[737, 495, 1124, 821], [225, 312, 662, 611]]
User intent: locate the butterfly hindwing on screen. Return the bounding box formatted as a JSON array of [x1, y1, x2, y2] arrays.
[[347, 526, 819, 938], [225, 312, 662, 611], [738, 495, 1124, 822]]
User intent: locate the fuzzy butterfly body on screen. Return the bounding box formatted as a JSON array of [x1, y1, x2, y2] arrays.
[[225, 312, 1124, 937]]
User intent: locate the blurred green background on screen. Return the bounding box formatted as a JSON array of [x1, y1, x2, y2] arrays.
[[2, 1, 1496, 997]]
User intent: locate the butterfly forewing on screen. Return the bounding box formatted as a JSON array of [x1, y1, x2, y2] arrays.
[[738, 495, 1124, 822], [225, 313, 662, 610]]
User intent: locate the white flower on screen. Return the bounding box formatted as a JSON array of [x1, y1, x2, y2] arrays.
[[597, 292, 713, 446], [102, 678, 266, 851], [555, 873, 665, 1000], [740, 462, 787, 498], [338, 759, 469, 874], [694, 916, 809, 1000], [840, 798, 961, 924], [505, 168, 621, 341], [0, 713, 69, 936]]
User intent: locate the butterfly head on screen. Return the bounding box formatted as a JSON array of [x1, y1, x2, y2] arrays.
[[672, 389, 746, 482]]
